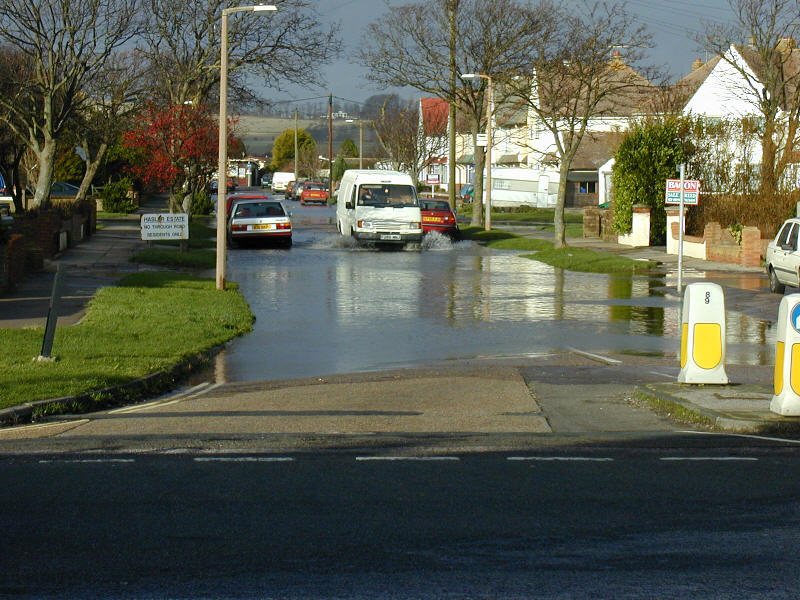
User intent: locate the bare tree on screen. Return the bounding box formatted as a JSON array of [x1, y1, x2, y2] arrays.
[[0, 46, 28, 211], [371, 96, 448, 187], [359, 0, 550, 227], [70, 52, 145, 203], [507, 1, 654, 247], [139, 0, 341, 107], [0, 0, 140, 208], [700, 0, 800, 198]]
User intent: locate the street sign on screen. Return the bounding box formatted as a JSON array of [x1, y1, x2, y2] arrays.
[[665, 179, 700, 205], [425, 173, 441, 185], [141, 213, 189, 240], [476, 133, 487, 147]]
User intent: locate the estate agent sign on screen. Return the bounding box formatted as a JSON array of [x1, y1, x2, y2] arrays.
[[665, 179, 700, 205]]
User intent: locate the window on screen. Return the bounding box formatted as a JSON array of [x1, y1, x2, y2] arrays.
[[579, 181, 597, 194], [778, 223, 794, 247], [788, 224, 799, 251]]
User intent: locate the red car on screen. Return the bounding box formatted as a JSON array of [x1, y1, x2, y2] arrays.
[[224, 193, 270, 218], [420, 199, 460, 239], [299, 182, 329, 205]]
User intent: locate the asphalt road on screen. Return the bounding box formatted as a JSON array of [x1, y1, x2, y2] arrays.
[[3, 440, 799, 599]]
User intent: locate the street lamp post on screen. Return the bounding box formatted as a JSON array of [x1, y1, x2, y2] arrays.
[[216, 4, 277, 291], [345, 118, 363, 169], [461, 73, 493, 231]]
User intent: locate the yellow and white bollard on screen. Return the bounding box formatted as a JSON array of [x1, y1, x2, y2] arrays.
[[678, 282, 729, 384], [771, 294, 800, 416]]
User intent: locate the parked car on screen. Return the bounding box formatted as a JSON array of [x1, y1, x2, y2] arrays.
[[458, 183, 474, 203], [261, 173, 272, 188], [420, 199, 460, 239], [291, 178, 307, 201], [299, 182, 329, 206], [223, 192, 271, 218], [209, 178, 237, 193], [50, 182, 80, 197], [227, 198, 292, 248], [0, 198, 13, 226], [766, 217, 800, 293]]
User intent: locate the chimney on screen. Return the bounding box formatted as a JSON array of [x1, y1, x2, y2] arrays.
[[692, 58, 704, 72], [610, 50, 625, 68]]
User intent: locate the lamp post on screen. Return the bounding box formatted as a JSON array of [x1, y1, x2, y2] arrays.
[[216, 4, 277, 291], [461, 73, 493, 231], [345, 118, 363, 169]]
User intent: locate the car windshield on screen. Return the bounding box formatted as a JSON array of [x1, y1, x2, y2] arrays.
[[306, 183, 326, 191], [233, 202, 285, 218], [421, 200, 451, 211], [357, 184, 418, 207]]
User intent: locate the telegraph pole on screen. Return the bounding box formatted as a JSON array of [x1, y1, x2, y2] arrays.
[[328, 93, 333, 199], [294, 108, 298, 181]]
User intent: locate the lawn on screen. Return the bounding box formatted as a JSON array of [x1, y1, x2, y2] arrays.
[[525, 247, 655, 273], [458, 205, 584, 223], [0, 272, 253, 411]]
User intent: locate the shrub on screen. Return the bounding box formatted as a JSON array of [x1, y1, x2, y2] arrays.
[[101, 177, 137, 213], [191, 188, 213, 215]]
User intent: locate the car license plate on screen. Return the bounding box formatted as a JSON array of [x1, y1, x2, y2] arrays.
[[252, 224, 273, 230], [380, 234, 401, 240], [423, 216, 443, 223]]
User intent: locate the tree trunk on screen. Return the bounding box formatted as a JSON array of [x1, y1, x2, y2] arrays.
[[553, 159, 570, 248], [760, 117, 778, 197], [76, 142, 108, 203], [471, 139, 485, 227], [31, 138, 57, 208]]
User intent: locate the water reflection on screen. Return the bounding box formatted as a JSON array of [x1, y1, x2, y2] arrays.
[[217, 233, 777, 381]]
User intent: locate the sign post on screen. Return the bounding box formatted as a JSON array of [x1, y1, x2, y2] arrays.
[[665, 172, 701, 294], [425, 173, 441, 198], [140, 213, 189, 242]]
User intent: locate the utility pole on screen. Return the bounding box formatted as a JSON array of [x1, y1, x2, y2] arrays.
[[294, 108, 298, 181], [447, 0, 459, 210], [328, 93, 333, 200]]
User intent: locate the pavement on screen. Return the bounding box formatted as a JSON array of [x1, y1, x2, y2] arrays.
[[2, 206, 799, 439]]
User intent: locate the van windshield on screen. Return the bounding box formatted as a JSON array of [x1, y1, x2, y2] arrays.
[[357, 184, 418, 208]]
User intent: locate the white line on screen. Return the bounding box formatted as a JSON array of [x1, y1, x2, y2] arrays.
[[356, 456, 460, 462], [678, 430, 800, 445], [660, 457, 758, 461], [39, 459, 135, 464], [109, 382, 211, 414], [648, 370, 675, 379], [193, 457, 295, 462], [507, 456, 614, 462], [567, 347, 622, 365], [0, 419, 89, 433]]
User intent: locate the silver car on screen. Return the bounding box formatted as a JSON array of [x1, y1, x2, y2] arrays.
[[227, 198, 292, 248]]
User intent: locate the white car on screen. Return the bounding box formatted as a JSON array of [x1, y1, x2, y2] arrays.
[[765, 217, 800, 293], [227, 198, 292, 248]]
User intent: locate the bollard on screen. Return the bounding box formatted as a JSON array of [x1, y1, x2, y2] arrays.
[[771, 294, 800, 416], [678, 282, 729, 384]]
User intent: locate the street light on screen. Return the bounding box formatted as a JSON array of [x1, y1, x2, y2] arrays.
[[345, 118, 363, 169], [216, 4, 277, 291], [461, 72, 493, 231]]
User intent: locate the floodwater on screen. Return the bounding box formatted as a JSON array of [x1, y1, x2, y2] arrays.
[[212, 202, 776, 382]]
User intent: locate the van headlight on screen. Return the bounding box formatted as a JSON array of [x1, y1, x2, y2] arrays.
[[357, 220, 373, 229]]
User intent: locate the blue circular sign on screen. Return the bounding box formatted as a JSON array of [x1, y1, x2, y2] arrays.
[[791, 303, 800, 333]]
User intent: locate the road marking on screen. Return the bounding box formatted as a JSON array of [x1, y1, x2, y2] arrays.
[[38, 458, 135, 464], [356, 456, 460, 462], [660, 457, 758, 461], [193, 457, 295, 463], [648, 370, 676, 379], [567, 348, 622, 365], [678, 430, 800, 445], [507, 456, 614, 462], [109, 382, 211, 414]]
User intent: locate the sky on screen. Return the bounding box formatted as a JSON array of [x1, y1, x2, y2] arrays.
[[269, 0, 741, 110]]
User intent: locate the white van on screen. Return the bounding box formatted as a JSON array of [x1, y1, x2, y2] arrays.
[[271, 171, 294, 193], [336, 170, 422, 246]]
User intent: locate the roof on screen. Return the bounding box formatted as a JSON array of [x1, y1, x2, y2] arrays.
[[569, 131, 626, 171], [671, 56, 722, 108], [420, 97, 449, 136]]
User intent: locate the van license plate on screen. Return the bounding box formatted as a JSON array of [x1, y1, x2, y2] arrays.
[[380, 234, 401, 240]]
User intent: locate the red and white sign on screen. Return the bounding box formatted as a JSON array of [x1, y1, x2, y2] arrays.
[[665, 179, 701, 205], [425, 173, 441, 185]]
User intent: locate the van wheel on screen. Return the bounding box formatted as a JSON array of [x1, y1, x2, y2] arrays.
[[769, 267, 786, 294]]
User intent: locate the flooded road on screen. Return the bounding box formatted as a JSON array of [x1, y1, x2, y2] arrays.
[[214, 201, 777, 382]]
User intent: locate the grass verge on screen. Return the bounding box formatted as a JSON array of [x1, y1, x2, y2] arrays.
[[0, 271, 253, 411], [459, 226, 553, 251], [523, 247, 655, 273], [459, 205, 583, 223]]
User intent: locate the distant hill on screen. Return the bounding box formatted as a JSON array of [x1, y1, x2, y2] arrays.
[[235, 115, 379, 158]]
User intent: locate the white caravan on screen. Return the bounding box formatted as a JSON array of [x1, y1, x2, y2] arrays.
[[336, 170, 422, 246]]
